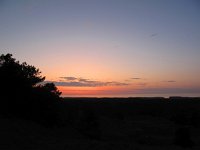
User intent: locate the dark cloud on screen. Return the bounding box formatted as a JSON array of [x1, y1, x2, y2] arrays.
[[45, 77, 129, 87], [167, 80, 176, 82], [59, 76, 77, 81], [150, 33, 158, 37], [52, 81, 92, 87], [79, 78, 89, 82], [131, 78, 141, 80], [164, 80, 176, 83], [105, 81, 129, 86]]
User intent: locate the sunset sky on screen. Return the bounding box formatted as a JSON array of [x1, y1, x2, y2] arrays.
[[0, 0, 200, 97]]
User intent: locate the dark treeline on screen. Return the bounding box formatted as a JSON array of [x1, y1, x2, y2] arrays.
[[60, 97, 200, 148], [61, 97, 200, 126], [0, 53, 62, 126]]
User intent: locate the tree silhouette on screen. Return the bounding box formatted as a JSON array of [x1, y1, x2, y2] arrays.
[[0, 53, 61, 126], [0, 54, 44, 88], [43, 83, 62, 97]]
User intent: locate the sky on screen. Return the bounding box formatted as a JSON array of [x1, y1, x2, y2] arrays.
[[0, 0, 200, 97]]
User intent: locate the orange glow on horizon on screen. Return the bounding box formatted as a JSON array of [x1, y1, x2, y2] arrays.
[[57, 85, 133, 97]]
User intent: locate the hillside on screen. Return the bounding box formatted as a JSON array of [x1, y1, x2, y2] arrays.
[[1, 97, 200, 149]]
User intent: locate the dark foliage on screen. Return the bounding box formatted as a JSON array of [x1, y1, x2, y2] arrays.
[[0, 53, 62, 126], [76, 108, 101, 140], [173, 127, 194, 148]]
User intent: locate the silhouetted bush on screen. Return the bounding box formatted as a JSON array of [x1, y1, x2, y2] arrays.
[[173, 127, 194, 148], [190, 112, 200, 127], [0, 53, 62, 126], [76, 108, 101, 140], [171, 112, 200, 128]]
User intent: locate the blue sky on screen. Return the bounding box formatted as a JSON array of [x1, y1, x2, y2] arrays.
[[0, 0, 200, 97]]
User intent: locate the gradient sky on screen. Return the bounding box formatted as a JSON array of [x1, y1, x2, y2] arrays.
[[0, 0, 200, 97]]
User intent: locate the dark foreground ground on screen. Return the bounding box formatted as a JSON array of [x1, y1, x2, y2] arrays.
[[1, 97, 200, 150]]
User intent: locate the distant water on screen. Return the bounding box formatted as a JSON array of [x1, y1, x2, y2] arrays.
[[62, 93, 200, 98]]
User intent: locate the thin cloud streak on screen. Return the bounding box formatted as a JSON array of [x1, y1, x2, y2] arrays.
[[163, 80, 176, 83], [46, 81, 129, 87], [150, 33, 158, 37], [131, 78, 141, 80], [59, 77, 77, 81], [45, 76, 129, 87], [131, 87, 200, 94]]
